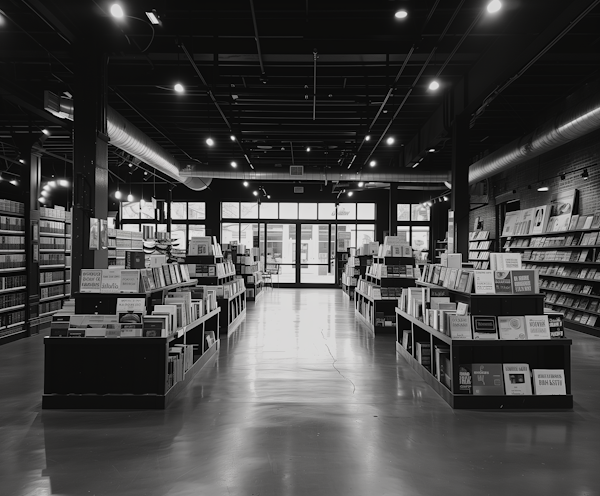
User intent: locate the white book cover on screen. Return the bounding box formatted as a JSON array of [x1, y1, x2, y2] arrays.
[[100, 269, 122, 293], [497, 316, 527, 340], [80, 269, 102, 293], [524, 314, 551, 340], [502, 211, 520, 237], [116, 297, 146, 314], [531, 205, 552, 235], [518, 208, 535, 236], [119, 269, 141, 293], [448, 314, 472, 339], [532, 369, 567, 395], [473, 270, 495, 294], [501, 253, 522, 271], [503, 363, 533, 395]]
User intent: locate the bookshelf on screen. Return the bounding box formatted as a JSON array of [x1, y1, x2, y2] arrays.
[[503, 224, 600, 337], [42, 306, 221, 409], [468, 231, 495, 269], [354, 255, 416, 334], [434, 239, 447, 262], [395, 281, 572, 409], [0, 204, 27, 343], [336, 250, 349, 288]]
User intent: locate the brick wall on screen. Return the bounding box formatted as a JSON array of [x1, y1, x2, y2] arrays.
[[470, 127, 600, 236]]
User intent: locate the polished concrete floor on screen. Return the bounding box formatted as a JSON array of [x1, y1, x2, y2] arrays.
[[1, 289, 600, 495]]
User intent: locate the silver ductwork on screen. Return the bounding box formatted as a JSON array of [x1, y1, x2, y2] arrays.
[[106, 108, 211, 191], [179, 169, 451, 183], [469, 91, 600, 184]]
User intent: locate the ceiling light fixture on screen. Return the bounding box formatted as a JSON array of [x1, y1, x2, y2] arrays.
[[582, 169, 589, 180], [43, 184, 51, 191], [443, 196, 449, 202], [306, 146, 311, 152], [127, 193, 134, 202], [42, 129, 50, 136], [139, 198, 146, 208], [358, 181, 364, 187], [206, 137, 214, 146], [145, 10, 160, 24], [115, 190, 122, 200], [429, 80, 440, 91], [560, 173, 566, 180], [267, 195, 271, 199], [537, 185, 549, 192], [18, 159, 25, 164], [243, 181, 249, 187], [110, 3, 124, 18], [394, 10, 408, 19], [386, 137, 395, 145], [365, 135, 371, 141], [487, 0, 502, 14], [369, 160, 376, 167], [10, 179, 19, 186], [253, 190, 258, 196], [428, 148, 435, 153], [230, 135, 236, 141], [48, 180, 57, 188], [412, 163, 419, 168], [58, 179, 69, 187], [174, 83, 184, 93], [427, 201, 433, 207], [41, 190, 49, 197], [348, 191, 353, 197], [231, 161, 237, 168], [38, 197, 46, 203], [444, 181, 452, 189]]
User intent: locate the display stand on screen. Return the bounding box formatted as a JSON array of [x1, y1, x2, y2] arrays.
[[42, 307, 221, 409], [354, 255, 416, 334], [245, 271, 264, 301], [395, 282, 573, 410], [468, 231, 495, 269]]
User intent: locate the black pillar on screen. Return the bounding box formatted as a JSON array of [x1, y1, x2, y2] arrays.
[[389, 182, 399, 237], [451, 113, 469, 259], [72, 46, 108, 298]]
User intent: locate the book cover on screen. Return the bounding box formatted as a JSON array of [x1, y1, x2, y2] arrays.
[[517, 208, 535, 235], [456, 302, 469, 316], [100, 269, 122, 293], [89, 218, 99, 250], [568, 215, 580, 231], [531, 205, 552, 235], [591, 211, 600, 230], [502, 211, 519, 237], [583, 215, 594, 229], [498, 316, 527, 340], [456, 272, 469, 293], [575, 215, 588, 230], [473, 270, 495, 294], [116, 297, 146, 314], [503, 363, 533, 395], [448, 314, 472, 339], [472, 363, 504, 395], [510, 270, 539, 294], [458, 364, 472, 394], [532, 369, 567, 395], [493, 271, 513, 293], [471, 315, 498, 339], [80, 269, 102, 293], [119, 269, 141, 293], [525, 314, 551, 339]]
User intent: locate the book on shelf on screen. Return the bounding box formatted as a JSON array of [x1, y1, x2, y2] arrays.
[[448, 314, 472, 339], [473, 270, 495, 294], [532, 369, 567, 395], [493, 271, 513, 293], [79, 269, 103, 293], [502, 211, 519, 237], [472, 363, 504, 395], [503, 364, 533, 395], [471, 315, 499, 339], [458, 364, 473, 394], [497, 316, 527, 340], [490, 253, 522, 271], [524, 314, 551, 339], [510, 270, 539, 294], [531, 205, 552, 235]]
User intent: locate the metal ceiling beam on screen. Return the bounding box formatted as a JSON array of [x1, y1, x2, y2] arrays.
[[19, 0, 76, 45]]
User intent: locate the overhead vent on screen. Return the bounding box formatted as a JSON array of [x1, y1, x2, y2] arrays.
[[294, 186, 304, 194], [290, 165, 304, 177]]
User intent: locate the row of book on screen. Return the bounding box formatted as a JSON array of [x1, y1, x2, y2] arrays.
[[0, 200, 24, 215], [188, 236, 225, 257], [0, 292, 26, 309], [0, 309, 25, 328], [469, 251, 490, 260], [188, 261, 235, 279], [0, 274, 26, 289], [540, 279, 597, 294], [545, 290, 599, 310], [41, 285, 64, 299], [0, 216, 25, 232], [545, 303, 598, 327], [471, 261, 490, 270], [39, 220, 65, 235], [40, 300, 62, 315], [469, 240, 493, 250], [0, 236, 24, 250], [39, 206, 68, 220], [523, 262, 600, 281], [522, 249, 599, 262], [41, 271, 65, 283], [167, 344, 195, 390], [40, 236, 66, 250], [505, 231, 600, 249], [0, 254, 26, 269], [366, 263, 416, 278], [80, 264, 192, 294], [39, 253, 65, 266], [469, 230, 491, 241]]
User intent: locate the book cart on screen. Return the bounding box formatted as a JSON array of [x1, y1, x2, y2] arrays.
[[395, 281, 573, 409], [187, 254, 246, 335], [503, 225, 600, 337], [0, 201, 27, 344], [355, 255, 416, 334], [43, 279, 220, 409]]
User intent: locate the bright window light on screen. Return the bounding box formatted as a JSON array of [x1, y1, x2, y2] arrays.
[[174, 83, 184, 93], [110, 4, 124, 18], [429, 80, 440, 91], [386, 137, 395, 145], [395, 10, 408, 19], [145, 11, 159, 24], [487, 0, 502, 14]]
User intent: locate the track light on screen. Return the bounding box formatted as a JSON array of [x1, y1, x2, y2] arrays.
[[48, 180, 57, 188], [43, 184, 51, 191], [348, 191, 353, 197], [386, 137, 395, 145], [174, 83, 184, 93], [42, 129, 50, 136], [127, 193, 134, 202], [41, 190, 49, 197], [267, 195, 271, 199], [58, 179, 69, 187], [18, 159, 25, 164], [231, 161, 237, 168], [306, 147, 311, 152], [426, 201, 432, 207], [358, 181, 364, 187], [443, 196, 449, 202], [253, 190, 258, 196], [206, 137, 214, 146], [369, 160, 376, 167], [145, 10, 160, 24], [243, 181, 249, 187], [444, 181, 452, 189], [487, 0, 502, 14], [115, 190, 122, 200], [230, 135, 236, 141], [110, 3, 124, 18], [365, 135, 371, 141], [560, 173, 566, 180], [38, 197, 45, 203], [412, 164, 419, 168], [429, 80, 440, 91], [9, 179, 19, 186], [428, 148, 435, 153], [582, 169, 589, 180], [537, 185, 549, 192], [394, 10, 408, 19]]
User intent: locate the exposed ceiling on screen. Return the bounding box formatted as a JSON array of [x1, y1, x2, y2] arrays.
[[1, 0, 600, 191]]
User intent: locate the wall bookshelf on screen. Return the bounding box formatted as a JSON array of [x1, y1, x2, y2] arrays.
[[468, 231, 495, 270]]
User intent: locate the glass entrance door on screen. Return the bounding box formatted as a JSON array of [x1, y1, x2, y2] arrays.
[[299, 224, 335, 284], [265, 223, 296, 283]]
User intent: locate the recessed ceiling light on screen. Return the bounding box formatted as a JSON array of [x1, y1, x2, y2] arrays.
[[145, 10, 160, 24], [369, 160, 376, 167], [174, 83, 184, 93], [487, 0, 502, 14], [348, 191, 353, 197], [206, 138, 214, 146], [395, 10, 408, 19], [243, 181, 249, 187], [253, 190, 258, 196], [110, 3, 124, 18], [429, 80, 440, 91], [365, 135, 371, 141], [386, 137, 395, 145], [358, 182, 364, 187], [230, 135, 236, 141], [231, 161, 237, 168], [306, 147, 311, 152]]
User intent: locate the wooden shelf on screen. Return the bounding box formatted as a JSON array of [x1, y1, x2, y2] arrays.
[[40, 280, 65, 287], [0, 304, 25, 314], [542, 288, 600, 300], [538, 274, 600, 283], [39, 232, 65, 237], [0, 267, 26, 273], [40, 264, 66, 270], [39, 294, 66, 303], [524, 259, 600, 265], [0, 286, 26, 294]]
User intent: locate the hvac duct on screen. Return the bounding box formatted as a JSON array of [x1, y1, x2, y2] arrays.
[[469, 91, 600, 184], [44, 91, 211, 191], [179, 169, 451, 183]]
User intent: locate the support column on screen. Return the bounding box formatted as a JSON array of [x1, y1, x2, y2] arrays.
[[451, 113, 470, 259], [388, 182, 399, 237], [72, 46, 109, 300]]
